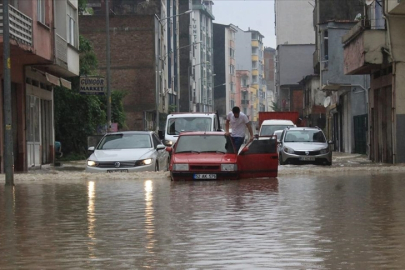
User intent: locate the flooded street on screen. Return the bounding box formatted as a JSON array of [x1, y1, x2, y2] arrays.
[[1, 169, 405, 269]]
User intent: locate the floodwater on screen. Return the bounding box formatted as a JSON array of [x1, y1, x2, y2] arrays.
[[1, 171, 405, 269]]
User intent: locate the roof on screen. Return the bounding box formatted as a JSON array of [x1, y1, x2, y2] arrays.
[[106, 131, 153, 135], [179, 131, 226, 136]]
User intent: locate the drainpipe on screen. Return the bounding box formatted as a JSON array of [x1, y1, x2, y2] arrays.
[[381, 0, 405, 164]]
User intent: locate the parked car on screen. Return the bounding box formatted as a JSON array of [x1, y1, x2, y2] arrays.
[[166, 131, 279, 181], [86, 131, 169, 173], [278, 127, 332, 165]]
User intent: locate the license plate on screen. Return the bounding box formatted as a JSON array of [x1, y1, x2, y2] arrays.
[[107, 169, 128, 173], [194, 174, 217, 179], [299, 157, 315, 161]]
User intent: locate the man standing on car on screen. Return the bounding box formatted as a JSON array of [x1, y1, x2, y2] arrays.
[[225, 106, 254, 152]]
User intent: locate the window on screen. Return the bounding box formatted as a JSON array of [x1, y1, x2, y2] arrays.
[[230, 65, 234, 74], [37, 0, 45, 24], [67, 4, 77, 47]]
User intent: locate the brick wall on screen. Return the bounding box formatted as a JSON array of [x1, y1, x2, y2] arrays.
[[80, 15, 156, 130]]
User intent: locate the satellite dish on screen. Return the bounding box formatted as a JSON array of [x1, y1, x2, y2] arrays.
[[365, 0, 374, 5], [323, 96, 331, 108]]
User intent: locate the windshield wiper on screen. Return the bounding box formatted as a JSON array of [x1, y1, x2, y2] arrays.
[[200, 151, 226, 154]]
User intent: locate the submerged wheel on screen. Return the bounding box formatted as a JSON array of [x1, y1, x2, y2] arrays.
[[166, 158, 170, 171], [279, 154, 285, 165], [155, 162, 159, 172]]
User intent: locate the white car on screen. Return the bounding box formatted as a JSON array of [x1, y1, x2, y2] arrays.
[[86, 131, 169, 173]]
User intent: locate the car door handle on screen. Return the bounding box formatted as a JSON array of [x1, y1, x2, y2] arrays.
[[272, 156, 278, 159]]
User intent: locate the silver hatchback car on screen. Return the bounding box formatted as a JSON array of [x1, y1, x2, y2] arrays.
[[279, 127, 332, 165]]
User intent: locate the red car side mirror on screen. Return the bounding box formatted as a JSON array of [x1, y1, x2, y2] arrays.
[[166, 147, 172, 152]]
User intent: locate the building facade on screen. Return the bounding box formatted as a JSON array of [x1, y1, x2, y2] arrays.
[[82, 0, 176, 131], [179, 0, 214, 113], [274, 0, 314, 114], [264, 47, 276, 111], [213, 23, 237, 121], [234, 27, 265, 127], [275, 44, 314, 115], [0, 0, 79, 172], [342, 0, 405, 163], [319, 21, 369, 154]]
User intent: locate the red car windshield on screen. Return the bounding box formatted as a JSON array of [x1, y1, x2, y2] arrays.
[[175, 135, 235, 154]]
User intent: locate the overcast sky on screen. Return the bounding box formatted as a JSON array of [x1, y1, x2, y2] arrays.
[[212, 0, 276, 49]]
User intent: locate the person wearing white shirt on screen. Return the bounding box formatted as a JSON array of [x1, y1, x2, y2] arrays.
[[225, 106, 254, 152]]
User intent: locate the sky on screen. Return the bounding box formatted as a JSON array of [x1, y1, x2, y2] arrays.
[[212, 0, 276, 48]]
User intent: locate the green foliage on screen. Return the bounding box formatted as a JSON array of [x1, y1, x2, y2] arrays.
[[54, 35, 127, 158], [270, 101, 281, 112], [168, 104, 177, 114], [54, 87, 106, 155], [78, 0, 88, 15]]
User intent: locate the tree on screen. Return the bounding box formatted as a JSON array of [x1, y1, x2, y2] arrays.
[[270, 101, 281, 112], [54, 35, 126, 158]]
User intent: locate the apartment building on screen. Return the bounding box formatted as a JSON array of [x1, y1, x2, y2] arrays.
[[342, 0, 405, 163], [234, 27, 265, 127], [274, 0, 314, 114], [179, 0, 214, 113], [81, 0, 177, 131], [213, 23, 237, 121], [0, 0, 79, 172]]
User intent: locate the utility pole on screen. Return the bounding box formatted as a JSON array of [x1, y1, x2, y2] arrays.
[[106, 0, 111, 132], [3, 0, 14, 186]]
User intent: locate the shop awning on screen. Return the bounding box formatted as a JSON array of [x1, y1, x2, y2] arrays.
[[60, 78, 72, 90], [45, 73, 60, 86]]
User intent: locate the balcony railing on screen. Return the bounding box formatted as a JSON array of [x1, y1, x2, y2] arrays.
[[241, 100, 249, 105], [0, 4, 33, 46]]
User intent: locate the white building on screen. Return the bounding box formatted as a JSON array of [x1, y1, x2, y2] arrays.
[[274, 0, 315, 46], [188, 0, 215, 112]]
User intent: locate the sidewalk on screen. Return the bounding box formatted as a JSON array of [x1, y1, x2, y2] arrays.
[[41, 152, 379, 173]]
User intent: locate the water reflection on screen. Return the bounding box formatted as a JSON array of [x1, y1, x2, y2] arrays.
[[2, 173, 405, 269], [144, 180, 155, 252], [87, 181, 96, 257]]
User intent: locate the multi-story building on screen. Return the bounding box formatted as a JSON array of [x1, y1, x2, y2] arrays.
[[234, 27, 265, 127], [82, 0, 179, 131], [0, 0, 79, 172], [275, 44, 314, 114], [179, 0, 214, 113], [213, 23, 238, 121], [235, 70, 254, 118], [264, 47, 276, 111], [274, 0, 314, 113], [311, 0, 368, 154], [274, 0, 315, 46], [342, 0, 405, 163]]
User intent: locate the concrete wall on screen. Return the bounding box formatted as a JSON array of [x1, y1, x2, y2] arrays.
[[321, 23, 369, 89], [234, 28, 252, 71], [275, 0, 314, 46], [278, 44, 315, 85]]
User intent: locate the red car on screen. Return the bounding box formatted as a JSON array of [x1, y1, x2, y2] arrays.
[[166, 132, 278, 181]]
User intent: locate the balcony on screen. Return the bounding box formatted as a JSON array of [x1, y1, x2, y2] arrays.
[[0, 4, 33, 46], [252, 69, 259, 76], [251, 40, 259, 47], [192, 4, 215, 19], [342, 25, 386, 75], [387, 0, 405, 15], [241, 100, 249, 105], [252, 55, 259, 62]]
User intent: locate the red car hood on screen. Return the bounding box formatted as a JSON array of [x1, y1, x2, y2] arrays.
[[173, 153, 237, 164]]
